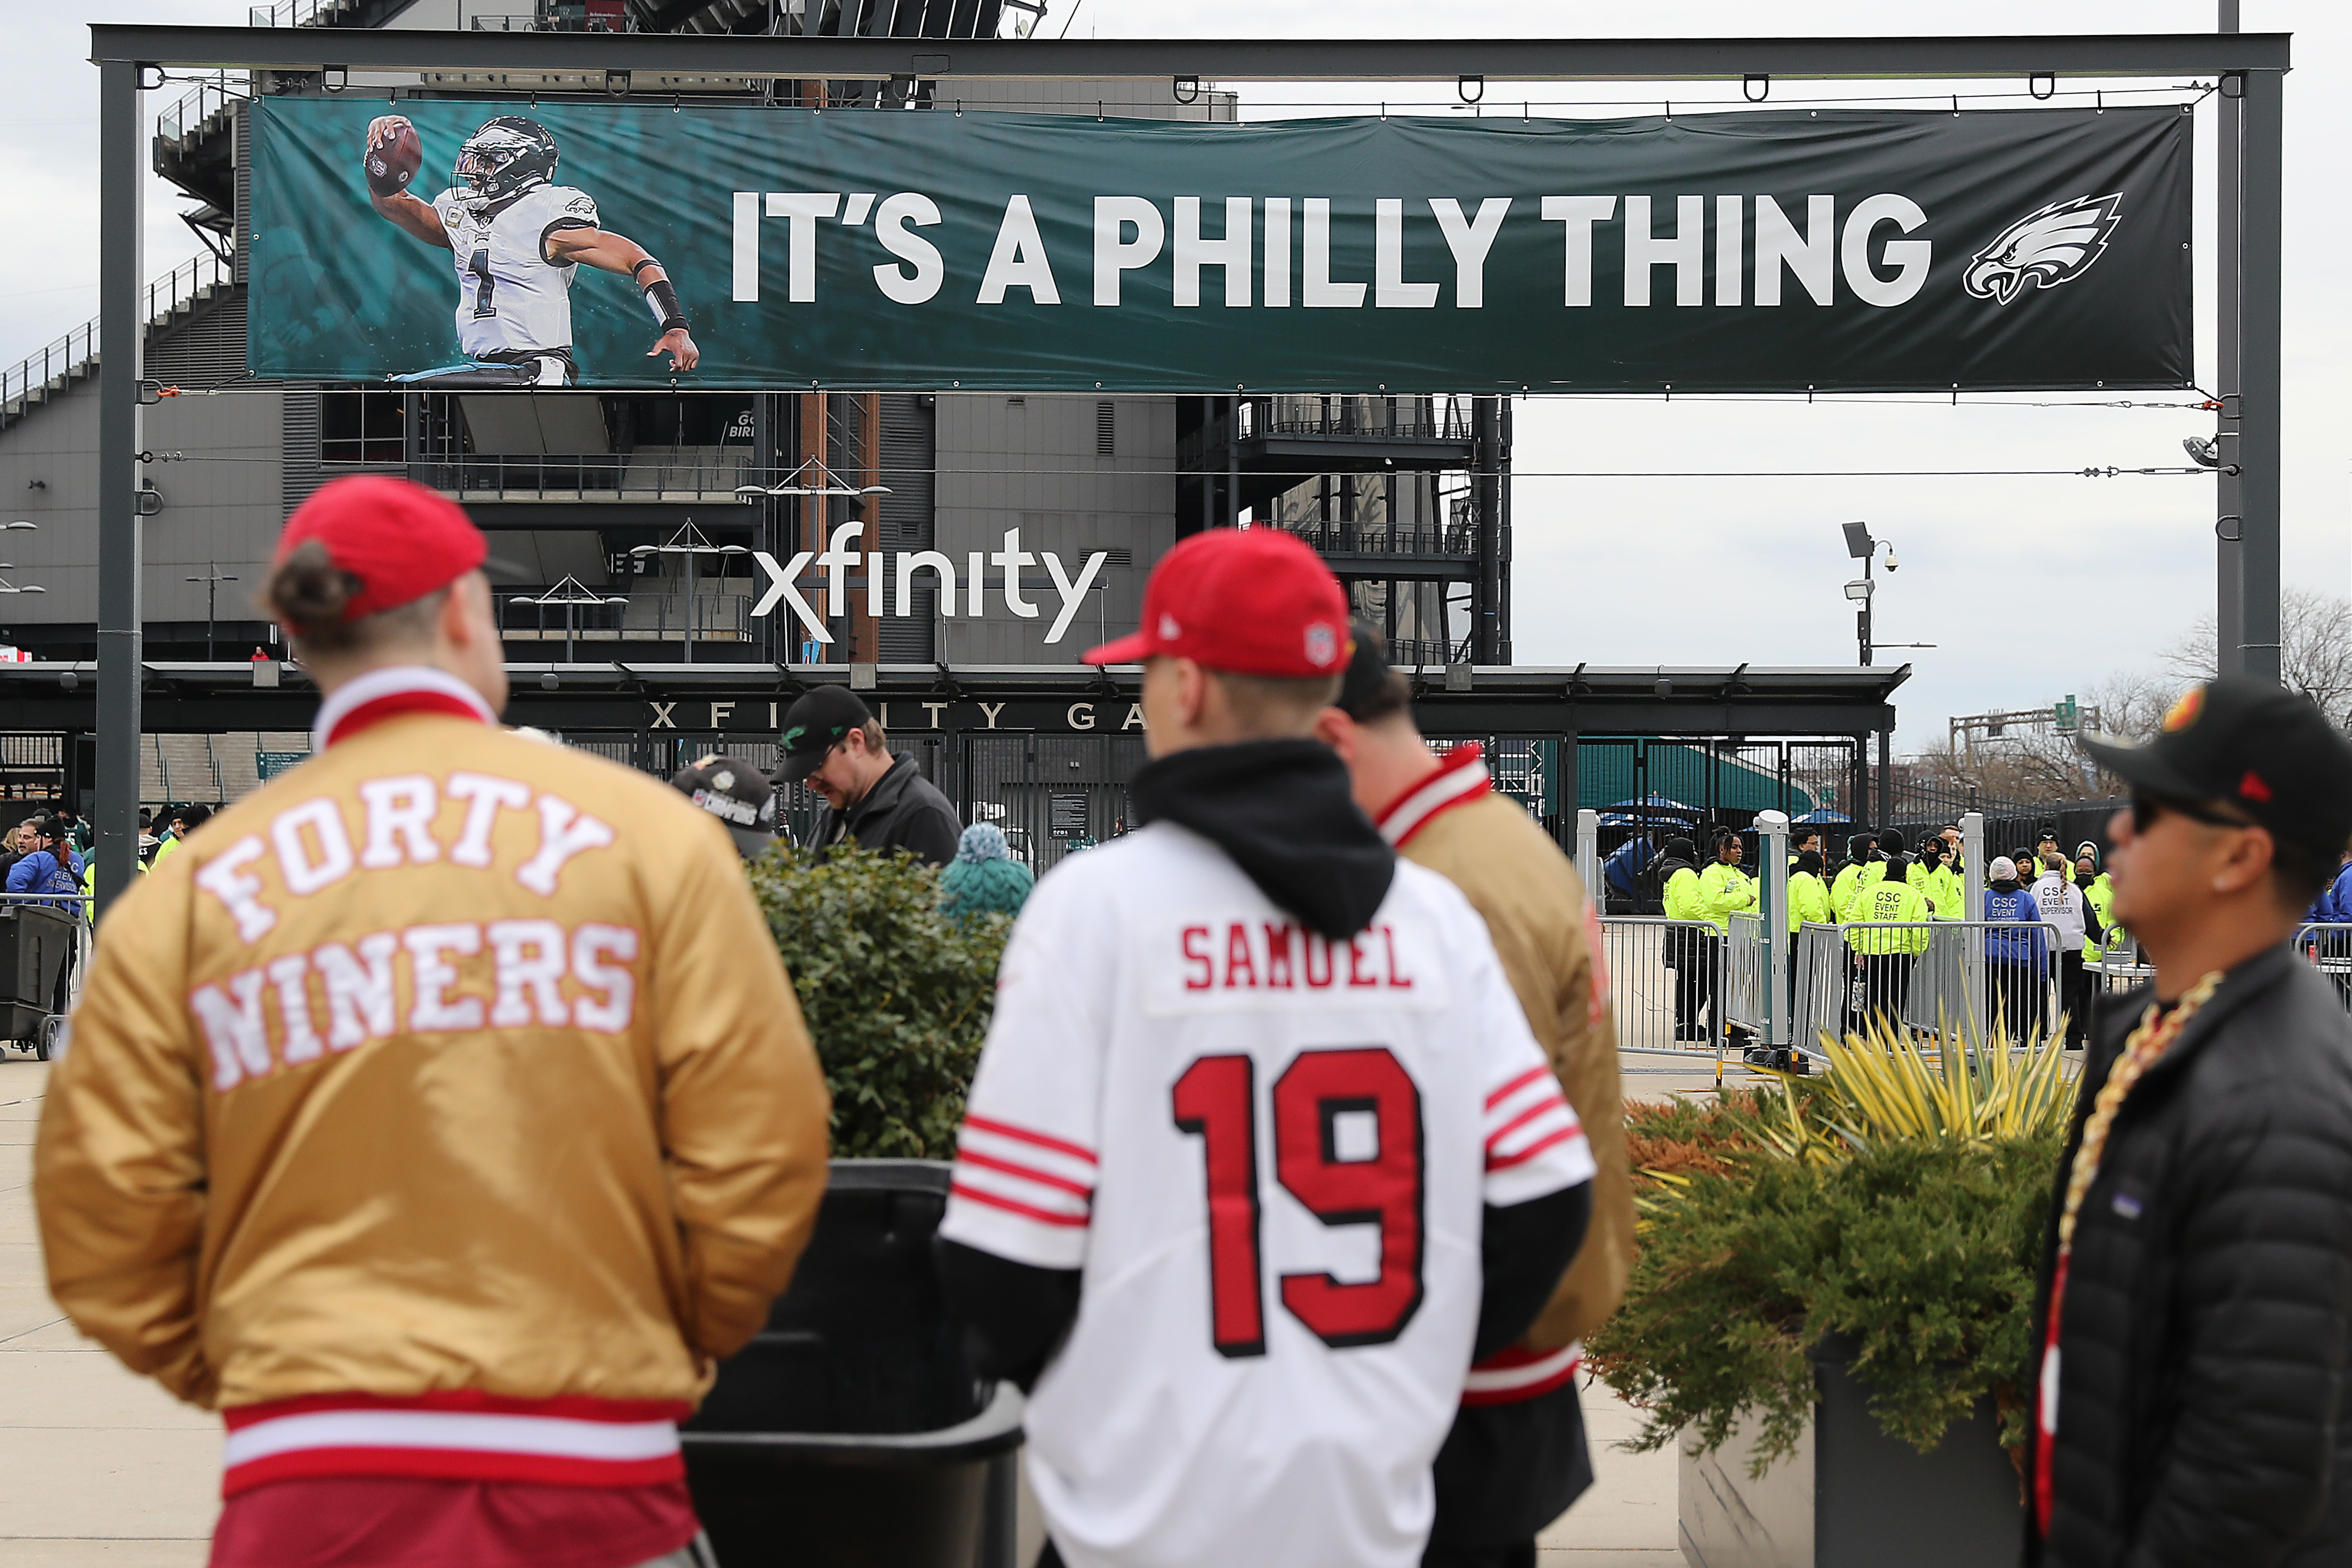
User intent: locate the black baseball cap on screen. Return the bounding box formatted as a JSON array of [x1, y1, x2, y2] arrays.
[[1334, 619, 1407, 722], [2083, 677, 2352, 859], [777, 685, 873, 783], [670, 753, 778, 859]]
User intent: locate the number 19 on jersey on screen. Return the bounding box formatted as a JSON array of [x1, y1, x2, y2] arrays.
[[1172, 1046, 1426, 1359]]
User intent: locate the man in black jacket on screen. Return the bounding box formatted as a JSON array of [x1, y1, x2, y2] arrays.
[[2029, 677, 2352, 1567], [777, 684, 961, 867]]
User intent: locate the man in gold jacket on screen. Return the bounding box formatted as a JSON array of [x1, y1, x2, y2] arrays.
[[35, 475, 831, 1568], [1318, 626, 1633, 1568]]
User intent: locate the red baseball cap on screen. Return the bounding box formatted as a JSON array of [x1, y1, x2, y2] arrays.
[[1083, 528, 1352, 678], [273, 475, 488, 626]]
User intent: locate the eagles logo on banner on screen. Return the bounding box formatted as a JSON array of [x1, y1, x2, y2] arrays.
[[1964, 194, 2125, 306], [249, 100, 2192, 393]]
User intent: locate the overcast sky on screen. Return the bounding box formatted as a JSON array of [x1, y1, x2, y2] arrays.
[[5, 2, 2340, 749]]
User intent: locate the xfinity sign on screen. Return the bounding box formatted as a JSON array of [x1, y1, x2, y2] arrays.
[[250, 102, 2190, 392], [750, 523, 1107, 644]]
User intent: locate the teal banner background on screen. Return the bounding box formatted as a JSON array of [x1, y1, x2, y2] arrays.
[[249, 99, 2190, 392]]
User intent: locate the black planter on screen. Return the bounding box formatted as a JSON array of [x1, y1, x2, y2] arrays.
[[683, 1159, 1024, 1568], [1679, 1340, 2021, 1568]]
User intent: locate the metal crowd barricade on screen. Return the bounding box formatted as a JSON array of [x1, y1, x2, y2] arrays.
[[2295, 923, 2352, 1016], [1722, 912, 1767, 1039], [2086, 933, 2154, 996], [1598, 916, 1727, 1065], [1, 891, 94, 1060], [1794, 919, 2065, 1048]]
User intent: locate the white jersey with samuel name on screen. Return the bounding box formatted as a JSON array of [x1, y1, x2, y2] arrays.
[[938, 820, 1595, 1568]]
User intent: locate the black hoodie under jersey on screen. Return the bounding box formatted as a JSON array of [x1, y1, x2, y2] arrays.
[[1127, 737, 1395, 941]]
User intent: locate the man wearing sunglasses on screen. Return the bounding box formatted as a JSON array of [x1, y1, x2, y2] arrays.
[[2026, 677, 2352, 1568]]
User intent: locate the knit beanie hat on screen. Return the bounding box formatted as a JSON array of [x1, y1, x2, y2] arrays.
[[956, 822, 1011, 863]]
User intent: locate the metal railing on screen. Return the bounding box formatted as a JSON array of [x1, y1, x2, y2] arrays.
[[2086, 934, 2152, 994], [1276, 520, 1477, 558], [1794, 920, 2067, 1046], [1387, 636, 1473, 667], [1238, 395, 1474, 443], [502, 591, 753, 646], [472, 11, 639, 30], [1597, 916, 1728, 1060], [156, 71, 247, 146], [3, 251, 234, 418], [416, 453, 756, 501], [2296, 924, 2352, 1015], [248, 0, 354, 27]]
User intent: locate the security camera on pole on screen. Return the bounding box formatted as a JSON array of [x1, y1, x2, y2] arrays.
[[1839, 522, 1935, 669]]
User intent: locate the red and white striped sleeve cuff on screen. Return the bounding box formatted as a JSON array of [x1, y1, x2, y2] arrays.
[[1462, 1341, 1584, 1407], [938, 1114, 1098, 1271], [1481, 1065, 1597, 1207]]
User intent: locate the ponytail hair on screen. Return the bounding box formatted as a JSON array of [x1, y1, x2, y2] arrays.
[[260, 539, 447, 656]]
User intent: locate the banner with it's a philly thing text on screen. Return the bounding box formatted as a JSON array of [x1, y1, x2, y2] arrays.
[[249, 97, 2190, 392]]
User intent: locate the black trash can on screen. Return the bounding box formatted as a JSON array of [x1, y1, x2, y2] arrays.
[[683, 1159, 1024, 1568], [0, 903, 76, 1049]]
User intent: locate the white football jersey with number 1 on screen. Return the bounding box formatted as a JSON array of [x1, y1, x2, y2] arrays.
[[431, 184, 598, 359], [939, 820, 1595, 1568]]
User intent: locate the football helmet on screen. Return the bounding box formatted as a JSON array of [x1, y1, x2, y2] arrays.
[[452, 116, 559, 212]]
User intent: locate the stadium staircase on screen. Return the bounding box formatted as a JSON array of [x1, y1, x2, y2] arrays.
[[0, 252, 236, 435], [136, 733, 315, 808]]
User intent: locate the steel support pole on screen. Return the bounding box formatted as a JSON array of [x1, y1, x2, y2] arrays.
[[1473, 395, 1501, 662], [1875, 726, 1892, 832], [1226, 395, 1238, 527], [1496, 397, 1513, 662], [87, 28, 2297, 84], [1574, 808, 1599, 899], [2237, 68, 2284, 685], [1756, 809, 1790, 1051], [2214, 2, 2243, 676], [96, 58, 144, 917], [1960, 811, 1987, 1034]]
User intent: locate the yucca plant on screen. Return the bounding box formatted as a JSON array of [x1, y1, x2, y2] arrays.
[[1751, 1014, 2080, 1164]]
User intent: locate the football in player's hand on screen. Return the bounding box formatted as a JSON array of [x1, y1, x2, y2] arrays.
[[364, 116, 421, 198]]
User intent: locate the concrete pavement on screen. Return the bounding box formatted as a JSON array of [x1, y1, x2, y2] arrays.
[[1, 1052, 1692, 1567]]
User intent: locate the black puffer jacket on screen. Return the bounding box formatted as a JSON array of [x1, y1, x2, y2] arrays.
[[2027, 944, 2352, 1567]]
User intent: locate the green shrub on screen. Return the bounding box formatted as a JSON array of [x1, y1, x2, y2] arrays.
[[747, 844, 1010, 1159], [1589, 1099, 2055, 1472]]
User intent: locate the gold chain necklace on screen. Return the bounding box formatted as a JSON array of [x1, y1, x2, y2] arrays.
[[2056, 969, 2223, 1254]]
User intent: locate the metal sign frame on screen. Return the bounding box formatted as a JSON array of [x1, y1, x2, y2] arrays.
[[83, 27, 2289, 912]]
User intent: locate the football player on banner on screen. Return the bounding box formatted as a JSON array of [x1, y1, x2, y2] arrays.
[[362, 113, 698, 387]]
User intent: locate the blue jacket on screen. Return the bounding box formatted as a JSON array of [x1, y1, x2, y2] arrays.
[[6, 847, 84, 909], [2314, 862, 2352, 925], [1983, 885, 2048, 967]]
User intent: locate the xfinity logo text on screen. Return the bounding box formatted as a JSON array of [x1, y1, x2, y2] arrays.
[[751, 523, 1107, 645]]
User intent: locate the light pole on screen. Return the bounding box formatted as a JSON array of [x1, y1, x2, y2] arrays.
[[1840, 521, 1892, 667], [631, 522, 748, 666], [184, 561, 237, 661], [0, 521, 43, 601], [509, 575, 629, 665], [738, 460, 891, 663]]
